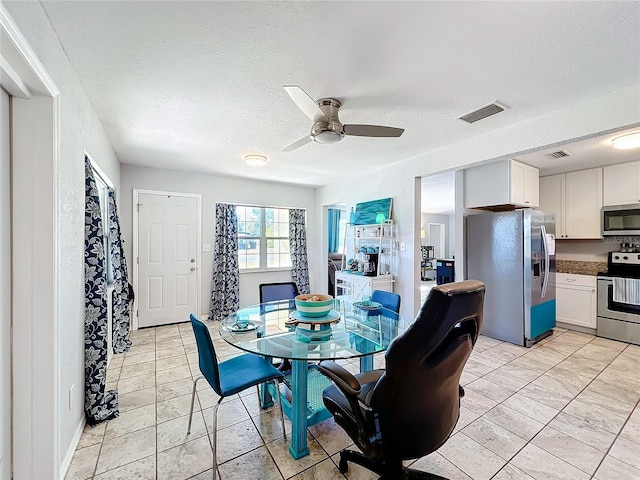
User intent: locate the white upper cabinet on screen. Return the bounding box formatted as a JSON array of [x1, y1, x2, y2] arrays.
[[603, 161, 640, 206], [464, 159, 539, 209], [539, 168, 602, 239]]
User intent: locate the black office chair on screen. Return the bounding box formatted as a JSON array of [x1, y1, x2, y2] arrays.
[[318, 280, 485, 480]]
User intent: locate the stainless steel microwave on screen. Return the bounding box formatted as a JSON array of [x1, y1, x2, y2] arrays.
[[602, 204, 640, 236]]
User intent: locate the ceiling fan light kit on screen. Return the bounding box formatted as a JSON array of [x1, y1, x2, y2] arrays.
[[244, 154, 268, 166], [282, 85, 404, 152]]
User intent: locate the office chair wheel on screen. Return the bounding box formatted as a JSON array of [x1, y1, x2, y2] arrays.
[[338, 452, 349, 473]]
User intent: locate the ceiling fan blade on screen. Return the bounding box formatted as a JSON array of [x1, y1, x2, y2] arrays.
[[343, 124, 405, 137], [282, 135, 312, 152], [284, 85, 327, 123]]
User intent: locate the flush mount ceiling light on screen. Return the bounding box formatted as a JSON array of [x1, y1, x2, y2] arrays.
[[612, 132, 640, 150], [244, 154, 268, 166]]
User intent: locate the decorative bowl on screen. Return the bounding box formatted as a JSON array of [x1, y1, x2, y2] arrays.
[[294, 293, 334, 318]]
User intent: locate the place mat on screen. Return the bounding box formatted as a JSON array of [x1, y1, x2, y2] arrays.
[[287, 310, 340, 326], [353, 301, 382, 311], [223, 322, 258, 333]]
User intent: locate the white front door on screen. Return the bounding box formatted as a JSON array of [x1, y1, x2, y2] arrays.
[[0, 88, 12, 479], [137, 192, 199, 328]]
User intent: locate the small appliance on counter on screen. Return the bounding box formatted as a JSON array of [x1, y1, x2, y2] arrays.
[[467, 209, 556, 347], [597, 252, 640, 345], [362, 253, 379, 277]]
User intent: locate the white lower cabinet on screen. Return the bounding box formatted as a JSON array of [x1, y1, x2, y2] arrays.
[[334, 271, 394, 302], [554, 273, 597, 329]]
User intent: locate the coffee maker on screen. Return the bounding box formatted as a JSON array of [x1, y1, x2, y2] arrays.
[[362, 253, 379, 277]]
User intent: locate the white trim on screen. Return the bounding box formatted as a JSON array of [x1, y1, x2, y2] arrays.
[[132, 188, 202, 330], [1, 5, 60, 478], [59, 417, 85, 479], [85, 151, 114, 189], [0, 54, 30, 98]]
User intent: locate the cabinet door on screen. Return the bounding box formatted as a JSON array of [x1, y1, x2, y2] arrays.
[[510, 161, 526, 205], [523, 164, 539, 207], [603, 161, 640, 206], [564, 168, 603, 239], [539, 175, 565, 237], [510, 161, 539, 207], [556, 284, 597, 328]]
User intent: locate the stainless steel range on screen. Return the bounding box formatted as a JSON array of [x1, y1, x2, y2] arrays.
[[597, 252, 640, 345]]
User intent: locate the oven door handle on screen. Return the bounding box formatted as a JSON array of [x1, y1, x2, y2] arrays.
[[541, 225, 550, 299]]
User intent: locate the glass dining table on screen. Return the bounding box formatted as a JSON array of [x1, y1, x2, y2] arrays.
[[219, 298, 406, 460]]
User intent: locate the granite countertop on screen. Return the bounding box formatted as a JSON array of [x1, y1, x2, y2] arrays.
[[556, 260, 607, 276]]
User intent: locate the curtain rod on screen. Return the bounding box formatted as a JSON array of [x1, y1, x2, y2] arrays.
[[216, 201, 307, 211]]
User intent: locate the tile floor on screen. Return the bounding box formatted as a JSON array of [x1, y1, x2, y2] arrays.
[[65, 321, 640, 480]]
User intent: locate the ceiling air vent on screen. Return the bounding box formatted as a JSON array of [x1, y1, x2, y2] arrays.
[[458, 102, 505, 124], [546, 150, 572, 159]]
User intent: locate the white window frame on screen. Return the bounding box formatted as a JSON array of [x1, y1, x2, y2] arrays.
[[87, 154, 115, 284], [236, 205, 292, 272]]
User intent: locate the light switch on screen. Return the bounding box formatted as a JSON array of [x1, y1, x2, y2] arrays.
[[400, 242, 406, 252], [203, 243, 211, 252]]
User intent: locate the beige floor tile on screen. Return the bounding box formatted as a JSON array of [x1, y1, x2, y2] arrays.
[[483, 405, 545, 441], [594, 454, 640, 480], [502, 393, 559, 424], [531, 426, 605, 475], [118, 386, 156, 412], [507, 355, 552, 374], [462, 417, 527, 460], [122, 351, 155, 367], [292, 458, 344, 479], [491, 464, 535, 480], [251, 408, 291, 443], [460, 388, 499, 416], [218, 445, 284, 479], [492, 364, 541, 383], [157, 393, 200, 424], [459, 370, 478, 386], [104, 404, 156, 441], [608, 435, 640, 470], [156, 365, 192, 385], [117, 373, 155, 394], [76, 422, 106, 449], [409, 452, 472, 479], [156, 346, 186, 360], [93, 455, 155, 480], [107, 353, 125, 368], [518, 381, 574, 410], [510, 443, 590, 480], [156, 435, 213, 480], [462, 359, 494, 377], [95, 426, 156, 474], [156, 354, 188, 371], [119, 360, 155, 380], [586, 376, 640, 405], [157, 411, 208, 452], [465, 378, 514, 403], [266, 435, 328, 479], [563, 398, 627, 435], [544, 365, 593, 390], [308, 417, 352, 456], [214, 419, 264, 464], [64, 444, 101, 480], [241, 391, 276, 417], [453, 406, 479, 433], [576, 388, 634, 420], [547, 411, 616, 452], [481, 370, 530, 391], [437, 432, 506, 480], [157, 377, 194, 402], [204, 397, 250, 431], [156, 338, 185, 351], [470, 352, 508, 370], [620, 415, 640, 444], [127, 342, 156, 355]]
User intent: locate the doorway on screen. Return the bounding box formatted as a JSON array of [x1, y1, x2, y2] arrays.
[[134, 190, 201, 328]]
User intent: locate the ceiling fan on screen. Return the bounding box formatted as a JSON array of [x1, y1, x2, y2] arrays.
[[282, 85, 405, 152]]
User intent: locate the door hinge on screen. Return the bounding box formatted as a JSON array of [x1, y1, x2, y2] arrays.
[[137, 203, 141, 212], [136, 257, 139, 265]]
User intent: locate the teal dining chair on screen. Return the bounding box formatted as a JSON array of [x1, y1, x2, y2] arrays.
[[370, 290, 401, 319], [187, 314, 286, 479]]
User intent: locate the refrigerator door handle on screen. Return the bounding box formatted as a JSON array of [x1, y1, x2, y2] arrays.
[[540, 224, 550, 298]]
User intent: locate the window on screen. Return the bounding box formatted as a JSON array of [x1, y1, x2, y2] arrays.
[[236, 205, 292, 270], [90, 157, 114, 284]]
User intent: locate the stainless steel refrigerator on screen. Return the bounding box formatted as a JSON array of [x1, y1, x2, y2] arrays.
[[466, 209, 556, 347]]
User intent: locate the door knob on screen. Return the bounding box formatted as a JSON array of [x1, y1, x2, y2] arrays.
[[190, 258, 195, 263], [190, 267, 196, 272]]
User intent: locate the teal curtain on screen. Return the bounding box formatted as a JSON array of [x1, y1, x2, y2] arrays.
[[328, 208, 341, 253]]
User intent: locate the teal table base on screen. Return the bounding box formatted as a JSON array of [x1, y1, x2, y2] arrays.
[[264, 360, 333, 459]]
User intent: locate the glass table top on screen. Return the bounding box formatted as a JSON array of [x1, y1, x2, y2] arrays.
[[219, 298, 406, 361]]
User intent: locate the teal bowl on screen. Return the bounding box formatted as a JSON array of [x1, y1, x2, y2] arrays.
[[295, 294, 333, 318]]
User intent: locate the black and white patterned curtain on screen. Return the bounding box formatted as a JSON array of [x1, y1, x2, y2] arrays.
[[289, 208, 310, 294], [84, 156, 119, 426], [210, 203, 240, 321], [107, 190, 132, 354]]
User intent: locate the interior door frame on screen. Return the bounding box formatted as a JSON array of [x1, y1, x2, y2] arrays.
[[132, 188, 202, 330], [2, 5, 61, 478], [428, 222, 446, 259]]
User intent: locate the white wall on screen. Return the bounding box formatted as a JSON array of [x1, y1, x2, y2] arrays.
[[119, 165, 317, 314], [316, 84, 640, 320], [4, 1, 121, 474]]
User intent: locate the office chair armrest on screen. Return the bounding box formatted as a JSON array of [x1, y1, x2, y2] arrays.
[[318, 360, 361, 396]]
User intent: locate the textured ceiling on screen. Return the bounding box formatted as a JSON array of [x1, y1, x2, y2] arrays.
[[40, 1, 640, 186]]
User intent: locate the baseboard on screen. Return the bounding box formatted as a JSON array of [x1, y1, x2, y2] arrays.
[[556, 321, 596, 336], [59, 416, 85, 479]]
